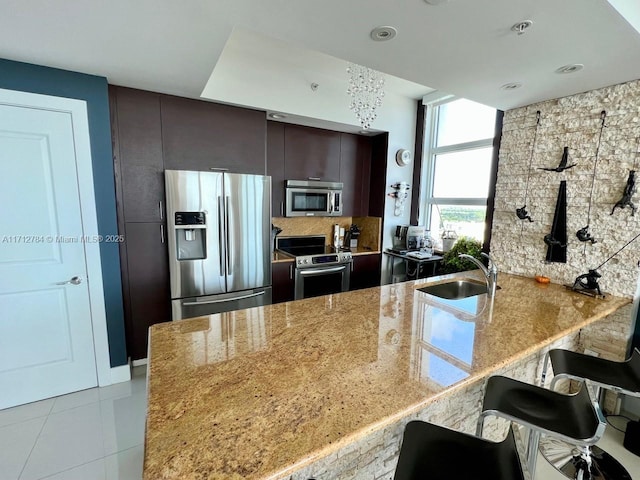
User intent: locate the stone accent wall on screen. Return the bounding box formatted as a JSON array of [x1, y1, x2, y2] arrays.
[[491, 80, 640, 299]]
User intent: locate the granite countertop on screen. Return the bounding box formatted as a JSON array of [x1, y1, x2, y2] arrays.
[[144, 271, 631, 479]]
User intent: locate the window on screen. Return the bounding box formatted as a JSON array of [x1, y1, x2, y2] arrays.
[[419, 98, 497, 248]]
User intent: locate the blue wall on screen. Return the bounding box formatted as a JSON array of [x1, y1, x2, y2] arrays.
[[0, 58, 127, 367]]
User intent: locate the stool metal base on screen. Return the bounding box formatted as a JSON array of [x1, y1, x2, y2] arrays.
[[539, 436, 631, 480]]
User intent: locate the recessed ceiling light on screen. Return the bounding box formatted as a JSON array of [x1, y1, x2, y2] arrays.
[[511, 20, 533, 35], [555, 64, 584, 74], [370, 26, 397, 42], [424, 0, 449, 4], [501, 82, 522, 91], [269, 113, 287, 119]]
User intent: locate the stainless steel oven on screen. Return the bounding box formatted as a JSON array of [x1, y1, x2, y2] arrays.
[[294, 259, 351, 300], [277, 236, 352, 299]]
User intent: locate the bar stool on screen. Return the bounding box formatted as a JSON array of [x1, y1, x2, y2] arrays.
[[476, 375, 607, 479], [538, 348, 640, 480], [394, 420, 526, 480]]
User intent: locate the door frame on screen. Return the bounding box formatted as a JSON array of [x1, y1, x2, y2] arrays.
[[0, 87, 115, 386]]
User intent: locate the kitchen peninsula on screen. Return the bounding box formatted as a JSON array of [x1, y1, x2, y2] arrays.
[[144, 272, 632, 480]]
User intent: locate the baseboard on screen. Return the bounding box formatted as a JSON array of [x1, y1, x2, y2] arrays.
[[132, 358, 148, 367], [110, 364, 132, 384]]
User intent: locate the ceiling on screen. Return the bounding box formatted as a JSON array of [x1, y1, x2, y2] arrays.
[[1, 0, 640, 114]]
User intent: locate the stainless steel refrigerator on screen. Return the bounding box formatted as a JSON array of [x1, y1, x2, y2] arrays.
[[165, 170, 272, 320]]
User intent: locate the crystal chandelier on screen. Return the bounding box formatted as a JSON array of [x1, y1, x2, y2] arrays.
[[346, 63, 385, 129]]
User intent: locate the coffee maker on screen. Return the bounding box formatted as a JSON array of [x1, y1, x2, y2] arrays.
[[392, 225, 426, 252], [344, 224, 361, 249]]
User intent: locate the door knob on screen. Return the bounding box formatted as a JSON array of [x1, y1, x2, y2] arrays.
[[56, 276, 82, 285]]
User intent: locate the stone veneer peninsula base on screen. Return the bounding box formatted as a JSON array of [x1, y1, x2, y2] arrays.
[[144, 271, 632, 480]]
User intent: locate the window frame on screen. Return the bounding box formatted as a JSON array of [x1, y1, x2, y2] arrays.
[[418, 99, 497, 242]]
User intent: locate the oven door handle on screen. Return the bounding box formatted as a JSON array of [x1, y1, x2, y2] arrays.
[[298, 265, 348, 276]]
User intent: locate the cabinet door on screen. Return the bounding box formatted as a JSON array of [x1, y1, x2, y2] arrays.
[[161, 95, 266, 174], [272, 262, 295, 304], [267, 121, 286, 217], [340, 133, 372, 216], [350, 254, 381, 291], [124, 222, 171, 360], [368, 133, 389, 217], [112, 87, 165, 223], [284, 124, 341, 182]]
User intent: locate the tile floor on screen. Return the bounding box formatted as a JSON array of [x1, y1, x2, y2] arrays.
[[0, 366, 146, 480], [1, 365, 638, 479]]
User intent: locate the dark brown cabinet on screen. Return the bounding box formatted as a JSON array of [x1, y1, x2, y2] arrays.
[[272, 261, 295, 304], [267, 122, 378, 217], [267, 122, 286, 217], [123, 223, 171, 360], [350, 254, 381, 291], [340, 134, 372, 217], [161, 96, 267, 174], [110, 86, 172, 361], [112, 87, 164, 223], [368, 133, 389, 217], [283, 124, 341, 182]]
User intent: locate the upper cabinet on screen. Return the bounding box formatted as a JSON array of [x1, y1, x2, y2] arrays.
[[283, 124, 341, 182], [340, 133, 372, 217], [111, 87, 165, 223], [161, 96, 267, 174], [267, 122, 380, 217]]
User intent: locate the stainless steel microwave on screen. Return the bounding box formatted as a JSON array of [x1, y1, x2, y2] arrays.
[[285, 180, 343, 217]]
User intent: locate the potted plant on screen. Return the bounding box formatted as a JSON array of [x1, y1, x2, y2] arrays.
[[440, 237, 483, 274]]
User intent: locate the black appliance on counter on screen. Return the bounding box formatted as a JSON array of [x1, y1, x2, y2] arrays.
[[344, 224, 361, 249], [276, 235, 352, 300]]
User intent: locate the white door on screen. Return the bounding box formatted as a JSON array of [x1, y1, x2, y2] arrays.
[[0, 94, 99, 409]]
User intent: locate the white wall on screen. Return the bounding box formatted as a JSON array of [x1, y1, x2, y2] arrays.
[[203, 28, 423, 285], [376, 94, 418, 284]]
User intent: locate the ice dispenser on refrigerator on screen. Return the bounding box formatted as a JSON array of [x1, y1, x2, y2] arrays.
[[174, 212, 206, 260]]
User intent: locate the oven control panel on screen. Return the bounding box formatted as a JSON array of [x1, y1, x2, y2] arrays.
[[296, 252, 352, 268]]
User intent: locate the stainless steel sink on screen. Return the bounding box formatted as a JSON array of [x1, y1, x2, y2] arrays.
[[417, 280, 489, 300]]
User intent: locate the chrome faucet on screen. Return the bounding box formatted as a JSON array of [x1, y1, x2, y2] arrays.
[[459, 252, 498, 298]]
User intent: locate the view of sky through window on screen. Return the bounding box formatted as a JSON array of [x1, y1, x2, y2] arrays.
[[424, 98, 497, 245]]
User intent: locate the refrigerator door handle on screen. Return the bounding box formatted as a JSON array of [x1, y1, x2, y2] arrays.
[[225, 195, 232, 274], [218, 196, 225, 275], [182, 290, 265, 306]]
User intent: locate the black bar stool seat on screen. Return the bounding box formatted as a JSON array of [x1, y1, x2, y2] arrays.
[[537, 348, 640, 480], [394, 420, 526, 480], [481, 375, 601, 441], [547, 348, 640, 394], [477, 375, 606, 478]]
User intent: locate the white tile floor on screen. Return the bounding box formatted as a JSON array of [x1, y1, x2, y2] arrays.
[[0, 366, 146, 480], [1, 365, 638, 480]]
